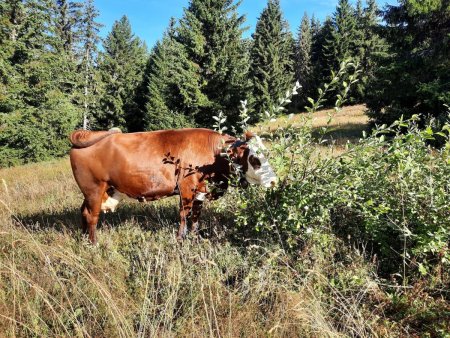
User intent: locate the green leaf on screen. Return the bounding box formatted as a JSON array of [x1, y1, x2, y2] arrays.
[[418, 263, 427, 276]]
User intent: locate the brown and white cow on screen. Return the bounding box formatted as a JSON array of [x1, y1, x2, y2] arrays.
[[69, 128, 277, 244]]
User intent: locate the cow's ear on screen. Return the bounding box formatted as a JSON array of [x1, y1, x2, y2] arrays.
[[243, 131, 255, 141], [223, 134, 237, 144], [219, 135, 237, 157]]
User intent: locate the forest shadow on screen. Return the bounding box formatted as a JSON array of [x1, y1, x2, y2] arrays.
[[312, 123, 369, 144]]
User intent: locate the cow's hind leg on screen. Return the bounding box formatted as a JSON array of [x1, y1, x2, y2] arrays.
[[80, 200, 88, 234], [81, 182, 107, 245]]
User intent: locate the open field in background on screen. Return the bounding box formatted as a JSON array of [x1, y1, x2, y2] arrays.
[[255, 104, 369, 142], [0, 106, 449, 337], [253, 104, 369, 158]]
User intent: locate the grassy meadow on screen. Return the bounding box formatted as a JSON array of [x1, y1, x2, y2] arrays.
[[0, 106, 449, 337]]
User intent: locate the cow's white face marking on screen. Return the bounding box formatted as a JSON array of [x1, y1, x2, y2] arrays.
[[244, 136, 277, 188], [101, 190, 129, 213]]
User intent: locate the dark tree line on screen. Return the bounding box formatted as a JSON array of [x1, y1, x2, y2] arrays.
[[366, 0, 450, 126], [0, 0, 448, 166]]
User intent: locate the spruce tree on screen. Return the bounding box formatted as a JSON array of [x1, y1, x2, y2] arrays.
[[310, 14, 321, 38], [356, 0, 363, 19], [0, 0, 24, 114], [318, 0, 365, 103], [324, 0, 358, 72], [366, 0, 449, 126], [77, 0, 102, 130], [295, 12, 313, 107], [312, 17, 335, 89], [177, 0, 250, 127], [53, 0, 83, 97], [0, 0, 79, 166], [97, 16, 147, 130], [358, 0, 385, 100], [135, 18, 200, 131], [54, 0, 83, 54], [352, 0, 370, 100], [249, 0, 294, 121]]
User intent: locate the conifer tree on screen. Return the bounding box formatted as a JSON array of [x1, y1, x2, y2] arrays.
[[324, 0, 358, 72], [53, 0, 83, 97], [312, 17, 335, 88], [177, 0, 250, 127], [366, 0, 449, 126], [134, 18, 200, 131], [54, 0, 83, 54], [309, 15, 324, 98], [77, 0, 102, 130], [0, 0, 79, 166], [0, 0, 23, 114], [352, 0, 369, 100], [317, 0, 366, 103], [357, 0, 385, 100], [310, 14, 321, 38], [97, 16, 147, 130], [295, 12, 313, 107], [249, 0, 294, 121], [356, 0, 364, 19]]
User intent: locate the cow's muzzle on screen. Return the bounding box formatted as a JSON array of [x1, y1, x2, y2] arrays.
[[239, 177, 249, 189]]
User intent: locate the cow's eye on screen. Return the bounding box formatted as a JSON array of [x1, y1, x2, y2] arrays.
[[248, 155, 261, 170]]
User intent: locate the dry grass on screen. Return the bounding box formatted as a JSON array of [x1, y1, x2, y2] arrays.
[[0, 219, 380, 337], [254, 104, 369, 135], [0, 157, 384, 337], [250, 105, 370, 159], [0, 158, 79, 216]]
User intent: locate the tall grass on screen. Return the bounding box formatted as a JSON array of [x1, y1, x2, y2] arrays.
[[0, 193, 381, 337]]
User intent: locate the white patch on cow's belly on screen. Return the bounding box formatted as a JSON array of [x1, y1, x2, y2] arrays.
[[195, 192, 207, 201], [101, 191, 129, 213]]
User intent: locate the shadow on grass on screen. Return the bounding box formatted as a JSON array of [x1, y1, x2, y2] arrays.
[[313, 123, 369, 144], [14, 197, 238, 244]]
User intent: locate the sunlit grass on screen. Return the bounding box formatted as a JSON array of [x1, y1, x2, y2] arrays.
[[255, 104, 368, 132]]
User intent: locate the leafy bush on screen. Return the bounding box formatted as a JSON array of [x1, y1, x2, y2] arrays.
[[224, 115, 450, 281]]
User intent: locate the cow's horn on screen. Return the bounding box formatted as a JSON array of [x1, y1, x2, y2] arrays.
[[244, 130, 255, 141]]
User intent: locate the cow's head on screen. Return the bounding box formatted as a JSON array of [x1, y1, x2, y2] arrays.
[[227, 131, 278, 188]]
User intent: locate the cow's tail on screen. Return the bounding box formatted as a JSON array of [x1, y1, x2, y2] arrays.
[[69, 128, 122, 149]]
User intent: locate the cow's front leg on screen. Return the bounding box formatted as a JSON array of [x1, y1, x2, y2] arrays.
[[177, 180, 196, 241], [190, 183, 208, 235], [178, 195, 193, 241], [190, 200, 203, 236], [177, 179, 206, 241]]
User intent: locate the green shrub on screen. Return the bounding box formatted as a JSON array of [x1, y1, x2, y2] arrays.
[[225, 115, 450, 281]]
